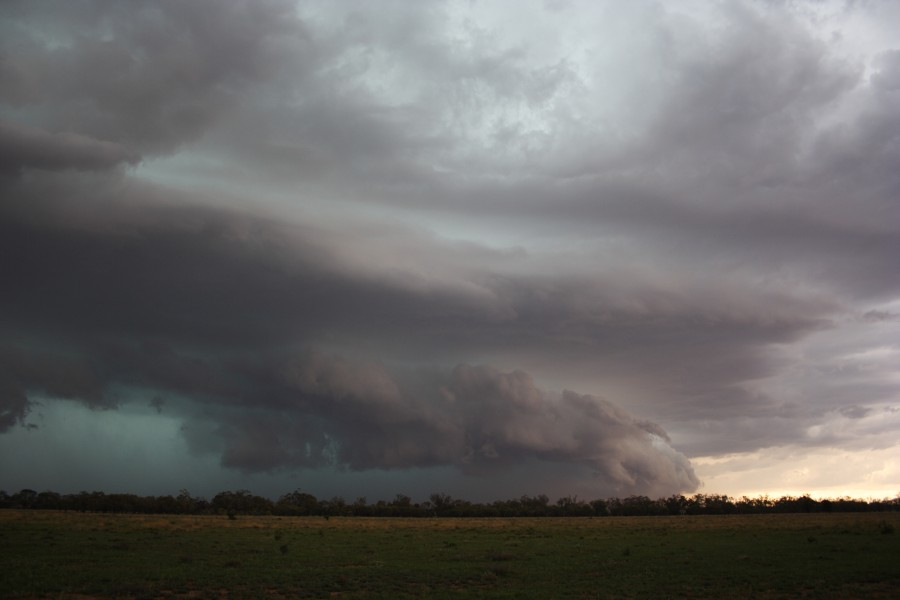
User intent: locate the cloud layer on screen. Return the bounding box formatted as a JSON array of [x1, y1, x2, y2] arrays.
[[1, 0, 898, 500], [0, 191, 699, 497]]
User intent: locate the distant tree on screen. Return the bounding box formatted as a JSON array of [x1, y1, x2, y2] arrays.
[[316, 496, 347, 518], [590, 498, 611, 516], [390, 494, 418, 517], [328, 496, 347, 516], [176, 489, 199, 514], [555, 496, 592, 516], [34, 491, 62, 510], [619, 495, 665, 516], [275, 489, 318, 516], [490, 498, 519, 517], [429, 493, 453, 516], [351, 496, 370, 516], [735, 495, 771, 514], [663, 494, 687, 515], [799, 495, 817, 513], [451, 498, 474, 517], [773, 495, 818, 514], [372, 499, 389, 517], [693, 494, 735, 515], [12, 489, 37, 508], [519, 494, 550, 516], [0, 487, 895, 517], [212, 489, 273, 516], [392, 494, 412, 507], [154, 495, 180, 514]]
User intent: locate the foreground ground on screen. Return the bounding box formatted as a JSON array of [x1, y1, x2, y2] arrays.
[[1, 510, 898, 599]]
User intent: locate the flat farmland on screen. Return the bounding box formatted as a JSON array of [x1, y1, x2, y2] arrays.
[[1, 510, 898, 599]]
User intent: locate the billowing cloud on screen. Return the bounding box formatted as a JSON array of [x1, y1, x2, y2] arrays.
[[0, 0, 310, 154], [0, 377, 29, 433], [1, 0, 898, 501], [0, 120, 139, 174], [0, 329, 699, 497], [189, 357, 699, 497], [0, 188, 699, 495]]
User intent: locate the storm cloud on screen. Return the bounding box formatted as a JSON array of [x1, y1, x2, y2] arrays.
[[0, 190, 700, 496], [0, 120, 140, 174], [1, 0, 899, 501]]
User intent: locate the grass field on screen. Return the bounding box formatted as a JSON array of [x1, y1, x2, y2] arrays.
[[1, 510, 898, 599]]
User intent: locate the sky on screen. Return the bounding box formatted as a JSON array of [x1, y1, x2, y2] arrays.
[[1, 0, 898, 503]]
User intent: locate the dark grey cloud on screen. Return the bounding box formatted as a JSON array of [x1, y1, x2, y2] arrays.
[[0, 120, 140, 174], [0, 0, 310, 154], [0, 172, 858, 487], [0, 184, 831, 426], [862, 310, 898, 322], [0, 184, 703, 496], [0, 345, 107, 412], [1, 334, 699, 496], [0, 375, 30, 433]]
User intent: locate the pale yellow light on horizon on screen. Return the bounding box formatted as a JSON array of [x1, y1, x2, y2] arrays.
[[691, 443, 900, 501]]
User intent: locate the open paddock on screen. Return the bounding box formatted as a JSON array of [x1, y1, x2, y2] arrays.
[[2, 510, 898, 599]]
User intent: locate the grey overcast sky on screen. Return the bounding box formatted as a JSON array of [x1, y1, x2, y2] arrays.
[[1, 0, 898, 502]]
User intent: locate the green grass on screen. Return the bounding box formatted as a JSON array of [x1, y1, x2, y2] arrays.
[[1, 510, 898, 599]]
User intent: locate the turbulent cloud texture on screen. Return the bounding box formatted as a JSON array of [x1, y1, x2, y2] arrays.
[[1, 0, 898, 500], [0, 192, 699, 496]]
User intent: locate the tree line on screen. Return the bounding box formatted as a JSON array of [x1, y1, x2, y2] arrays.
[[2, 488, 898, 517]]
